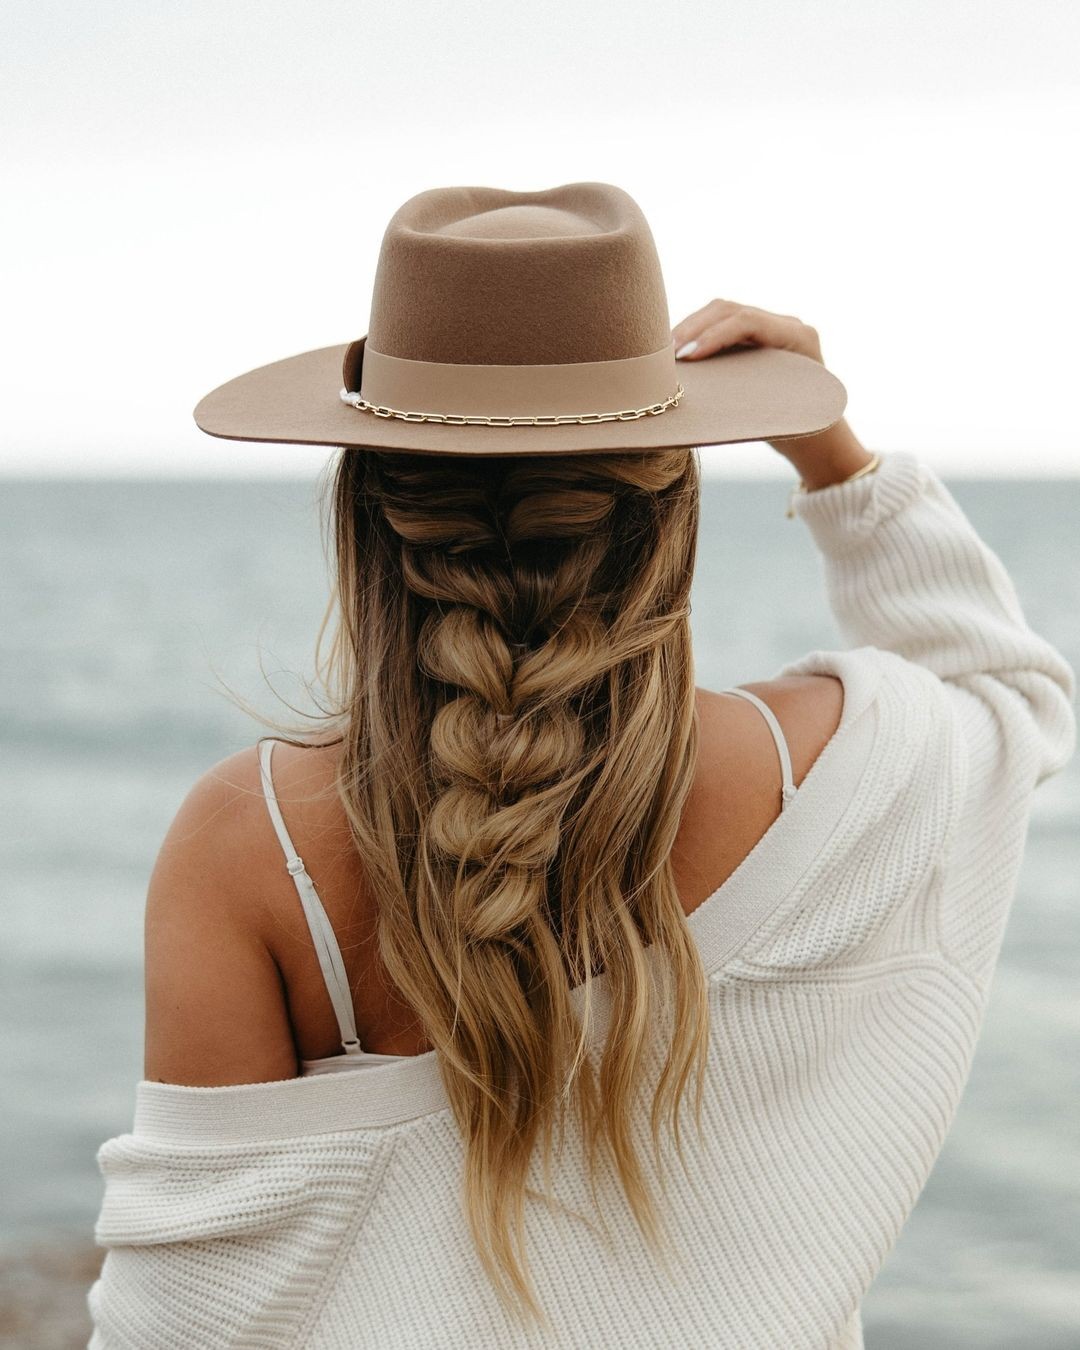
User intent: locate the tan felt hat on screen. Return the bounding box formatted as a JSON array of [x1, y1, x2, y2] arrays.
[[193, 181, 846, 457]]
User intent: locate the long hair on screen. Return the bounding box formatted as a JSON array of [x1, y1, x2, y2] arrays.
[[265, 443, 709, 1329]]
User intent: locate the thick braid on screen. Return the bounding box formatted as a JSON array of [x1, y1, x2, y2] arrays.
[[395, 467, 594, 956], [354, 446, 701, 1321], [377, 453, 688, 957]]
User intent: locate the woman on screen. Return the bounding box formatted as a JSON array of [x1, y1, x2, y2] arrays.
[[88, 183, 1075, 1349]]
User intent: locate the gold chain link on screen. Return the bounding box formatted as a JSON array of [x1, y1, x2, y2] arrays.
[[338, 384, 685, 427]]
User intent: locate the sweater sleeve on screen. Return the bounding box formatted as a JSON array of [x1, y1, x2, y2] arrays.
[[788, 449, 1076, 988], [86, 1129, 395, 1348]]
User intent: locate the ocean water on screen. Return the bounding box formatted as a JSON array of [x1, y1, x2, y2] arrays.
[[0, 472, 1077, 1349]]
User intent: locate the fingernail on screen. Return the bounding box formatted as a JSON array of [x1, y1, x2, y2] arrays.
[[675, 340, 698, 359]]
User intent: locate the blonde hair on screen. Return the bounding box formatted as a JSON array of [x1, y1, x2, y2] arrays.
[[262, 444, 709, 1330]]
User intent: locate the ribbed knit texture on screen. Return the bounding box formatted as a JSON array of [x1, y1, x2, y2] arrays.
[[86, 451, 1076, 1349]]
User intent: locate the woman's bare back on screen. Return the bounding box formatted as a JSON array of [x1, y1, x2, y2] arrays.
[[256, 675, 844, 1060]]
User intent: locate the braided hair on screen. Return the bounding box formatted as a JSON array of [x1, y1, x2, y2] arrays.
[[320, 444, 708, 1329]]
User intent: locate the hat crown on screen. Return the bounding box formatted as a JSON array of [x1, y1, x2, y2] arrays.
[[192, 177, 847, 455], [364, 182, 673, 367]]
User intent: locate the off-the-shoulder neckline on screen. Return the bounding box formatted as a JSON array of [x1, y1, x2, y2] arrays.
[[131, 649, 884, 1145]]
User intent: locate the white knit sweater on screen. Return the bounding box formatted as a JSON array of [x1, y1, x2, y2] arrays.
[[87, 451, 1076, 1350]]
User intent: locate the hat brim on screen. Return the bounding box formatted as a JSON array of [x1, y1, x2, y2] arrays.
[[193, 337, 846, 456]]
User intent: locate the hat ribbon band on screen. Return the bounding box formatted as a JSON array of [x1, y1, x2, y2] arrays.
[[342, 340, 683, 426]]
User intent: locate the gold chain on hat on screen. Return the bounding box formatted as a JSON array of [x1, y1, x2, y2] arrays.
[[338, 384, 685, 427]]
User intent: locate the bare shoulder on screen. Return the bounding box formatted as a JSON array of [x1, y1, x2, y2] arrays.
[[153, 744, 269, 875], [696, 673, 845, 787], [142, 742, 303, 1086], [147, 737, 345, 912]]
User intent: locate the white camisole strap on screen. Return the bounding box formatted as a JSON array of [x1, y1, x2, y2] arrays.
[[257, 738, 365, 1056], [722, 686, 798, 810]]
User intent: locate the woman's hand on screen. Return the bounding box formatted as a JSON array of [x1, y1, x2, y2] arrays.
[[672, 298, 825, 366], [671, 299, 875, 490]]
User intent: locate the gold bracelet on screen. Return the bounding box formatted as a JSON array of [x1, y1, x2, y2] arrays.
[[786, 452, 881, 519]]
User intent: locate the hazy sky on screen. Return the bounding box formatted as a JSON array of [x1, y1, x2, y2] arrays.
[[3, 1, 1079, 477]]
